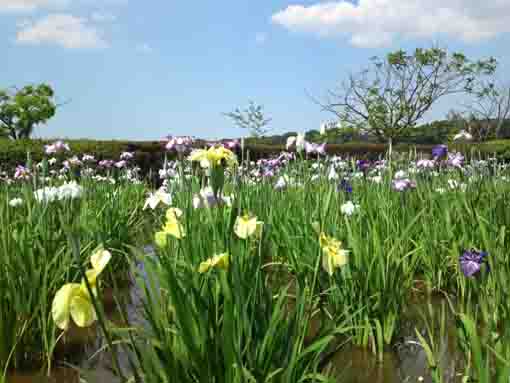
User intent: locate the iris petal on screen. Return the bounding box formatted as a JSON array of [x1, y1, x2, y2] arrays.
[[51, 283, 82, 330], [155, 231, 168, 247], [234, 215, 258, 239], [461, 260, 481, 277], [91, 249, 111, 274], [198, 253, 229, 274], [70, 294, 97, 328], [198, 259, 213, 273], [164, 221, 185, 239]]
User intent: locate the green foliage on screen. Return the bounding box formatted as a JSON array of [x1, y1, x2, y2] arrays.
[[0, 84, 57, 140], [0, 178, 147, 376], [0, 183, 79, 374], [456, 314, 510, 383]]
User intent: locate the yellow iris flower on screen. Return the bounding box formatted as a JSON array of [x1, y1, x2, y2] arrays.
[[234, 214, 263, 239], [189, 146, 237, 168], [165, 207, 183, 221], [198, 252, 230, 273], [319, 232, 349, 276], [162, 220, 186, 239], [52, 249, 111, 331], [155, 207, 186, 247]]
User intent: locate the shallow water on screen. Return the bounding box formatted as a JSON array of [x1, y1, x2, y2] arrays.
[[325, 295, 463, 383], [7, 251, 466, 383], [6, 252, 147, 383]]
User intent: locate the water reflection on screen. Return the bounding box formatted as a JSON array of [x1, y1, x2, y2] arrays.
[[326, 295, 464, 383], [7, 368, 79, 383]]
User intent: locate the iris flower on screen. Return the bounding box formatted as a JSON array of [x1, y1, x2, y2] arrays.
[[188, 145, 237, 168], [165, 207, 183, 221], [45, 140, 70, 155], [286, 133, 306, 152], [432, 145, 448, 159], [155, 207, 185, 246], [9, 197, 23, 207], [52, 249, 111, 331], [453, 130, 473, 141], [143, 189, 172, 210], [338, 179, 352, 194], [304, 142, 326, 155], [274, 176, 287, 190], [192, 186, 233, 209], [198, 253, 230, 273], [340, 201, 359, 216], [234, 214, 263, 239], [392, 178, 416, 192], [459, 249, 489, 277], [356, 160, 371, 172], [319, 232, 349, 276], [166, 136, 194, 153], [447, 153, 464, 168]]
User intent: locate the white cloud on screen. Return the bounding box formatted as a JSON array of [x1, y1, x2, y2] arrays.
[[255, 32, 267, 44], [271, 0, 510, 48], [0, 0, 69, 12], [91, 11, 116, 22], [135, 42, 152, 54], [16, 13, 107, 48]]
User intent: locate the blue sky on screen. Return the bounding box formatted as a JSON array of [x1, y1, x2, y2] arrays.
[[1, 0, 510, 140]]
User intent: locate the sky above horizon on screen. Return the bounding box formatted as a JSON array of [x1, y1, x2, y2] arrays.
[[2, 0, 510, 141]]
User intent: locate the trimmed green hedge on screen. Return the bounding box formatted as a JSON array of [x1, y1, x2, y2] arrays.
[[244, 141, 510, 161], [1, 139, 510, 175], [0, 139, 168, 174]]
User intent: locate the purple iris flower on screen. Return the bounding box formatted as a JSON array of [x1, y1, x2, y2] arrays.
[[98, 160, 115, 168], [392, 178, 416, 192], [356, 160, 371, 172], [305, 142, 326, 155], [44, 140, 70, 155], [459, 249, 489, 277], [277, 152, 295, 163], [447, 153, 464, 168], [338, 179, 352, 194], [432, 145, 448, 159], [224, 140, 240, 150], [165, 136, 194, 153], [14, 165, 31, 180], [268, 159, 280, 168]]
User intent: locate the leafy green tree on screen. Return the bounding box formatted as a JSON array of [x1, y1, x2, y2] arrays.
[[318, 47, 497, 148], [0, 84, 57, 139], [224, 101, 272, 137]]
